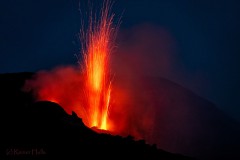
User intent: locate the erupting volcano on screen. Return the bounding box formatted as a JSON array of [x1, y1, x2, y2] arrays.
[[2, 0, 240, 159], [22, 0, 158, 142], [24, 0, 120, 133]]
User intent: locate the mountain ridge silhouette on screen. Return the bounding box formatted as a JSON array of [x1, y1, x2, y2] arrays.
[[1, 72, 239, 159]]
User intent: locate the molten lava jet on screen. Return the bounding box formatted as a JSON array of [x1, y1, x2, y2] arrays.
[[78, 0, 117, 130]]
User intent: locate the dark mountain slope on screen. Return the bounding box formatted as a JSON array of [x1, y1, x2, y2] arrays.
[[0, 72, 193, 160], [1, 72, 240, 159], [112, 75, 240, 160]]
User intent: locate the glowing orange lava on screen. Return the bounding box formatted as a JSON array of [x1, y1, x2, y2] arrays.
[[79, 0, 118, 130]]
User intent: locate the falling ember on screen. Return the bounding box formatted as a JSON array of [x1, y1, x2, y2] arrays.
[[78, 0, 118, 130]]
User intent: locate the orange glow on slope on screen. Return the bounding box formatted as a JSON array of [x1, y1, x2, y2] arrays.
[[79, 0, 117, 130]]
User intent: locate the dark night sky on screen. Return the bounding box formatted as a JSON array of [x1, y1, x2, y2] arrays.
[[0, 0, 240, 122]]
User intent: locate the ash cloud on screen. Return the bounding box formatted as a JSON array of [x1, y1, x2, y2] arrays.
[[111, 23, 208, 96], [23, 65, 84, 115], [112, 23, 179, 79], [109, 23, 211, 145]]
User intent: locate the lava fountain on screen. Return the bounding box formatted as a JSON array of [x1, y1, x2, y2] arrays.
[[78, 0, 118, 130], [23, 0, 154, 141]]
